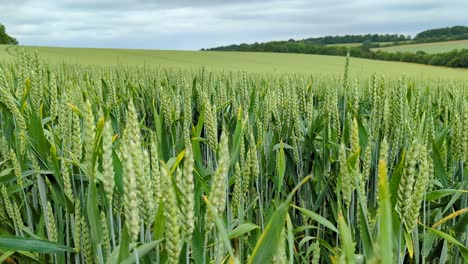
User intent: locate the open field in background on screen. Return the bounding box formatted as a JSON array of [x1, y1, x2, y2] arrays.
[[1, 45, 468, 80], [326, 43, 362, 47], [327, 41, 411, 48], [373, 39, 468, 54]]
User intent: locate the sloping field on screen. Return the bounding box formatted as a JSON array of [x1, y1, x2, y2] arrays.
[[326, 43, 362, 47], [373, 39, 468, 54], [327, 41, 411, 48], [1, 44, 468, 79]]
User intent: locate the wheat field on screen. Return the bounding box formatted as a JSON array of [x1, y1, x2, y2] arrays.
[[2, 45, 468, 80], [0, 51, 467, 263]]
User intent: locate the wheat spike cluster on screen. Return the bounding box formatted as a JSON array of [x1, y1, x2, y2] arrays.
[[0, 52, 466, 264]]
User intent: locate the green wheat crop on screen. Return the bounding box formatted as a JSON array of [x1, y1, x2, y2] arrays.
[[0, 52, 467, 263]]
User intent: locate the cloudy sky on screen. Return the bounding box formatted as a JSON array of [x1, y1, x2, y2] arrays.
[[2, 0, 467, 50]]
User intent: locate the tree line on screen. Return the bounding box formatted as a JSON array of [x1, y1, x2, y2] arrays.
[[205, 26, 468, 68], [0, 24, 18, 45], [415, 26, 468, 41], [293, 26, 468, 44], [302, 34, 409, 44]]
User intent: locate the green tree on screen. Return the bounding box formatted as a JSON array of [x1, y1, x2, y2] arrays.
[[0, 24, 18, 45]]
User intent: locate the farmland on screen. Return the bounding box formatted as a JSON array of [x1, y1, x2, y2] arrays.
[[0, 50, 467, 263], [327, 41, 411, 48], [1, 45, 468, 80], [373, 39, 468, 54], [326, 43, 362, 48]]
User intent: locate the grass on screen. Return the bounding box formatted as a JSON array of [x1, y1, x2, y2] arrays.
[[373, 39, 468, 54], [1, 44, 468, 80], [326, 43, 362, 47], [327, 41, 411, 48]]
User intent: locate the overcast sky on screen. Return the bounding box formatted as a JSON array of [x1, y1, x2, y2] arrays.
[[2, 0, 467, 50]]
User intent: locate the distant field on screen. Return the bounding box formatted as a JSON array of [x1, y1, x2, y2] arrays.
[[326, 43, 362, 47], [1, 44, 468, 79], [327, 41, 411, 48], [373, 39, 468, 54]]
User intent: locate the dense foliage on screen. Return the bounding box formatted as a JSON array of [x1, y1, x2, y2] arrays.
[[208, 34, 408, 50], [300, 34, 409, 45], [0, 24, 18, 45], [0, 53, 467, 263], [372, 49, 468, 67], [415, 26, 468, 41], [206, 26, 468, 68]]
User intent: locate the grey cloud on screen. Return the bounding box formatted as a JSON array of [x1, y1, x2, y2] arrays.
[[57, 0, 274, 12], [1, 0, 467, 50]]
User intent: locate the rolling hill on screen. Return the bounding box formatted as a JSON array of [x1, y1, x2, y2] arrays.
[[373, 39, 468, 54], [1, 45, 468, 80]]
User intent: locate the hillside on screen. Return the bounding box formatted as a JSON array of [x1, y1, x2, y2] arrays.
[[1, 45, 468, 80], [373, 40, 468, 54], [209, 26, 468, 51], [415, 25, 468, 41], [328, 41, 412, 48], [206, 26, 468, 68]]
